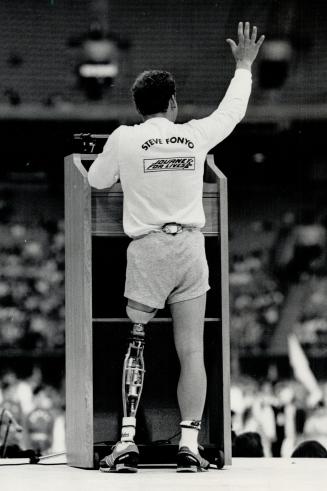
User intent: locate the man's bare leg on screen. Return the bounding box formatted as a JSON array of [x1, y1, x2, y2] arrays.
[[170, 293, 207, 421], [170, 294, 207, 460]]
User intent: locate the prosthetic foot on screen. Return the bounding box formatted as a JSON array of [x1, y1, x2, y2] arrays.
[[99, 441, 139, 473]]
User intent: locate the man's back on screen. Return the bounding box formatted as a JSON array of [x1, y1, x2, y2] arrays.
[[118, 117, 208, 237]]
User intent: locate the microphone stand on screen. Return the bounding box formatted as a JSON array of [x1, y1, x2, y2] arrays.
[[1, 419, 12, 458], [0, 409, 5, 434], [0, 409, 6, 456], [0, 409, 23, 458]]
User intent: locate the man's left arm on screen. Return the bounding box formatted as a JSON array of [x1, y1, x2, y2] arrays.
[[87, 128, 121, 189], [187, 68, 252, 149], [188, 22, 264, 150]]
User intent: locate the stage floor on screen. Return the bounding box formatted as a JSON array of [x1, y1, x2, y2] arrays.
[[0, 458, 326, 491]]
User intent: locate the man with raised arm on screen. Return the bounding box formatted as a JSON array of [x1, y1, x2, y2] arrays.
[[88, 22, 265, 473]]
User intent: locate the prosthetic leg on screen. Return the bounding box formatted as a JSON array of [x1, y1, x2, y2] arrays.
[[121, 322, 146, 443], [99, 305, 156, 473]]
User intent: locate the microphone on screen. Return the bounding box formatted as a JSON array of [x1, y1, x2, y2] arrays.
[[1, 409, 23, 432]]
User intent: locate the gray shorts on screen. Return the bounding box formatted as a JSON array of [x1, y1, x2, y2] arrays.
[[124, 229, 210, 309]]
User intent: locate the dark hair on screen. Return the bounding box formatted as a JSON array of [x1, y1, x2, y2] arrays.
[[232, 432, 264, 457], [131, 70, 176, 116], [291, 440, 327, 458]]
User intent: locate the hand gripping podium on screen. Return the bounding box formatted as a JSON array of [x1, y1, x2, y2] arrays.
[[64, 150, 231, 469]]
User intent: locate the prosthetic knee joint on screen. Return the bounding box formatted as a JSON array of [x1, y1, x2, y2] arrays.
[[120, 306, 156, 442]]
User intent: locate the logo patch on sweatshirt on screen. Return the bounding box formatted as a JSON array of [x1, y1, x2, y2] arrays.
[[143, 157, 195, 172]]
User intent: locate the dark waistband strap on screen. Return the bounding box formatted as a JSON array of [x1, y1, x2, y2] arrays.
[[133, 223, 199, 240]]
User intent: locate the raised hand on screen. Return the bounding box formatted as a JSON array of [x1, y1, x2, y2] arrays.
[[226, 22, 265, 70]]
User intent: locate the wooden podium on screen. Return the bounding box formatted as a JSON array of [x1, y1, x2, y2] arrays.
[[64, 151, 231, 469]]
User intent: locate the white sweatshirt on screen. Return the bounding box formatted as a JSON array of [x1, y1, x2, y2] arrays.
[[88, 68, 252, 238]]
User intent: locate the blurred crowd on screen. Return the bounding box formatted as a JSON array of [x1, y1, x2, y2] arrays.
[[294, 276, 327, 351], [230, 249, 284, 353], [231, 376, 327, 457], [0, 220, 65, 350], [0, 218, 65, 455], [229, 209, 327, 459], [0, 366, 65, 456], [230, 207, 327, 356]]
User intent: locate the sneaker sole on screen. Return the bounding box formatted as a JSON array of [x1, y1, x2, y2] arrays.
[[176, 452, 209, 473], [99, 451, 139, 473], [100, 465, 138, 473], [177, 465, 208, 473]]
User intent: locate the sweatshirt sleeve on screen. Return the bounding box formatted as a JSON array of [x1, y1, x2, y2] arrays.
[[87, 127, 121, 189], [187, 68, 252, 151]]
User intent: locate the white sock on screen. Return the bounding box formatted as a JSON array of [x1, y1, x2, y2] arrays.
[[179, 420, 201, 454], [120, 416, 136, 443]]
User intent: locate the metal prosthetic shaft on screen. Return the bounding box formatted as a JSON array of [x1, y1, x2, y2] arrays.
[[122, 323, 145, 421], [120, 306, 156, 442]]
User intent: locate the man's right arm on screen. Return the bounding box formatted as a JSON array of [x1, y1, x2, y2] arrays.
[[88, 127, 121, 189], [188, 22, 264, 150]]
